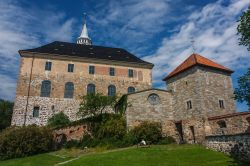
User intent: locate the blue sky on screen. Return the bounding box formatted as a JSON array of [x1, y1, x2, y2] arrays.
[[0, 0, 249, 111]]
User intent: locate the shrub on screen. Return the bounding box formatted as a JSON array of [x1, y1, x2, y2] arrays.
[[96, 116, 126, 140], [130, 121, 162, 144], [0, 125, 54, 160], [47, 112, 70, 128]]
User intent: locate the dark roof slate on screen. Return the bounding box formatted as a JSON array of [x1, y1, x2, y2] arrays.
[[20, 41, 153, 67]]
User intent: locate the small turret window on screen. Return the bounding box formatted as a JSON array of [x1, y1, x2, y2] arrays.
[[187, 100, 192, 109], [219, 100, 225, 109]]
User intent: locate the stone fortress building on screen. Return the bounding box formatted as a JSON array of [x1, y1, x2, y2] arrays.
[[11, 19, 153, 126], [11, 17, 250, 146]]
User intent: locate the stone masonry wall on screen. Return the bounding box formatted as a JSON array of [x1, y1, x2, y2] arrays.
[[199, 66, 236, 117], [166, 66, 235, 121], [206, 112, 250, 136], [161, 118, 206, 144], [12, 96, 81, 126], [204, 133, 250, 161], [166, 67, 204, 120], [126, 89, 174, 129]]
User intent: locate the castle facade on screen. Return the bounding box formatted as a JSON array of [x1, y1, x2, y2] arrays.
[[11, 20, 153, 126]]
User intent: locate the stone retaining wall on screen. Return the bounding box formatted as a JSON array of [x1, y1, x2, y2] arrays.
[[204, 133, 250, 161]]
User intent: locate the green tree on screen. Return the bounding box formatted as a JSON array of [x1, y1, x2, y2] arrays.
[[47, 112, 70, 128], [0, 99, 14, 131], [237, 6, 250, 50], [234, 68, 250, 108], [78, 93, 117, 118]]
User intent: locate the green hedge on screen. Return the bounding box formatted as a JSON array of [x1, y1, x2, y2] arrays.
[[0, 125, 54, 160]]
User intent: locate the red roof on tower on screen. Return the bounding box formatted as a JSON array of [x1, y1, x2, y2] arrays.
[[163, 54, 234, 81]]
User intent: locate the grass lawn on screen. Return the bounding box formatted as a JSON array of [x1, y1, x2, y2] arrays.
[[0, 145, 249, 166]]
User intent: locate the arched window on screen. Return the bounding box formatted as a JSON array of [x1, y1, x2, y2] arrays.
[[40, 80, 51, 97], [128, 87, 135, 94], [108, 85, 116, 96], [64, 82, 74, 98], [217, 120, 227, 128], [87, 84, 96, 94]]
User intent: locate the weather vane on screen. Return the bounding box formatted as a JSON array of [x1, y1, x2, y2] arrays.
[[190, 37, 196, 54], [83, 12, 87, 23]]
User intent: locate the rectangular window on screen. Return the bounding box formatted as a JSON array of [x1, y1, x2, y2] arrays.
[[33, 106, 39, 117], [109, 67, 115, 76], [187, 100, 192, 109], [45, 61, 52, 71], [68, 64, 74, 72], [89, 65, 95, 74], [219, 100, 225, 109], [128, 69, 134, 77]]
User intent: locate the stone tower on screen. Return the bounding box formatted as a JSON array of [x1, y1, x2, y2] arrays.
[[163, 53, 236, 120]]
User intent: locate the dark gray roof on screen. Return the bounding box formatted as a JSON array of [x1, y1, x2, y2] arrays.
[[20, 41, 153, 67]]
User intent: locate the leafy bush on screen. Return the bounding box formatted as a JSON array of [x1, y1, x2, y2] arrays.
[[47, 112, 70, 128], [78, 93, 117, 117], [67, 115, 175, 149], [96, 116, 126, 140], [78, 115, 128, 149], [130, 121, 162, 144], [0, 125, 54, 160]]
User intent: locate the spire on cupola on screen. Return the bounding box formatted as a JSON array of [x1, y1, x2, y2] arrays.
[[77, 13, 92, 45]]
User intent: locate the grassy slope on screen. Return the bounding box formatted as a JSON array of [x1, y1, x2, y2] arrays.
[[65, 145, 248, 166], [0, 153, 70, 166], [0, 145, 248, 166]]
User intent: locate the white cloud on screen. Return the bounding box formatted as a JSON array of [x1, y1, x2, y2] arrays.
[[144, 0, 250, 86], [88, 0, 173, 53], [0, 0, 76, 101]]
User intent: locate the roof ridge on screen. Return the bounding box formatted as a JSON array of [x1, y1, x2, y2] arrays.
[[193, 53, 198, 64], [163, 53, 233, 81]]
